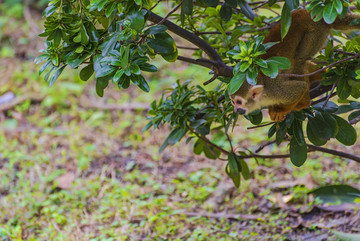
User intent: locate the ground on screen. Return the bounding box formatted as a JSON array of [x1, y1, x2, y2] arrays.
[[0, 3, 360, 241]]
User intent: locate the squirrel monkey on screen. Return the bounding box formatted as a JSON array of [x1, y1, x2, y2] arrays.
[[231, 9, 360, 122]]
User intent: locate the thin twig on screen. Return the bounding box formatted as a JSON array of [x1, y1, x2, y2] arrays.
[[148, 12, 233, 77], [349, 116, 360, 125], [307, 144, 360, 163], [158, 0, 185, 25], [177, 56, 215, 68], [177, 46, 199, 50], [280, 54, 360, 78], [252, 0, 269, 10], [311, 92, 337, 106], [247, 122, 273, 130], [186, 123, 229, 156], [149, 0, 162, 11], [255, 140, 277, 153], [334, 49, 358, 56], [322, 82, 337, 110], [203, 75, 218, 85], [182, 212, 260, 220]]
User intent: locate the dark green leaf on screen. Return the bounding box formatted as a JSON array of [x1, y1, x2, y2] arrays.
[[239, 159, 250, 180], [310, 184, 360, 203], [139, 63, 158, 72], [285, 0, 299, 10], [183, 0, 193, 15], [289, 137, 308, 167], [144, 25, 167, 35], [80, 64, 94, 81], [238, 0, 255, 20], [204, 0, 219, 7], [228, 73, 246, 94], [333, 115, 357, 146], [267, 56, 291, 70], [281, 4, 291, 39], [306, 122, 327, 146], [225, 0, 237, 8], [313, 101, 338, 113], [147, 36, 176, 54], [220, 4, 232, 22], [127, 10, 144, 30], [308, 112, 332, 141], [348, 110, 360, 122], [227, 152, 241, 187], [292, 119, 305, 146]]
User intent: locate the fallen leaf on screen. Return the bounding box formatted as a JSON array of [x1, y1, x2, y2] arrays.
[[55, 172, 76, 190]]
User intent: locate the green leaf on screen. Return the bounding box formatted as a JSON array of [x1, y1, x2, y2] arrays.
[[238, 0, 255, 20], [160, 50, 178, 62], [39, 60, 52, 75], [139, 63, 158, 72], [193, 139, 205, 155], [348, 110, 360, 122], [246, 69, 258, 85], [228, 73, 246, 94], [308, 112, 332, 141], [267, 56, 291, 70], [268, 123, 277, 138], [280, 4, 291, 39], [261, 62, 278, 78], [49, 65, 66, 87], [292, 119, 305, 146], [338, 79, 352, 99], [333, 115, 357, 146], [225, 0, 237, 8], [289, 137, 307, 167], [133, 75, 150, 92], [268, 0, 277, 7], [306, 122, 327, 146], [310, 184, 360, 203], [121, 45, 130, 69], [239, 159, 250, 180], [323, 2, 337, 24], [332, 230, 360, 241], [246, 110, 262, 125], [204, 0, 219, 7], [159, 128, 187, 153], [334, 0, 343, 14], [183, 0, 193, 15], [80, 64, 94, 81], [147, 34, 176, 54], [144, 25, 167, 35], [127, 10, 144, 30], [203, 144, 221, 159], [312, 101, 338, 113], [227, 152, 241, 187], [285, 0, 298, 10], [220, 4, 232, 22]]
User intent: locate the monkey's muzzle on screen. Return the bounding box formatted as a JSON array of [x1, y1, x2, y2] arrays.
[[235, 108, 246, 115]]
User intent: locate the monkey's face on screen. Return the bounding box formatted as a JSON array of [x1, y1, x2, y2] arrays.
[[230, 85, 264, 115]]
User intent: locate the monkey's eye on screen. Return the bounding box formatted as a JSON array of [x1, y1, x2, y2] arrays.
[[236, 100, 242, 105]]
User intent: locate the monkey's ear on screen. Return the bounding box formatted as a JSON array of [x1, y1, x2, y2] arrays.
[[249, 85, 264, 100]]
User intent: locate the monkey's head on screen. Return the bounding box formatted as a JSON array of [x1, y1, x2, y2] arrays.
[[230, 85, 264, 115]]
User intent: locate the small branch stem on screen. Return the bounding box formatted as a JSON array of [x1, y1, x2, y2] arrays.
[[157, 0, 185, 25], [307, 144, 360, 163], [280, 55, 360, 78]]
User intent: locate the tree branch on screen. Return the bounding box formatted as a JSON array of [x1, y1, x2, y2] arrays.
[[177, 56, 215, 69], [147, 11, 233, 77], [157, 0, 185, 25], [279, 54, 360, 78], [307, 144, 360, 163]]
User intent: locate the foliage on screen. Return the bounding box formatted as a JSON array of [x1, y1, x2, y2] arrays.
[[37, 0, 360, 187]]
